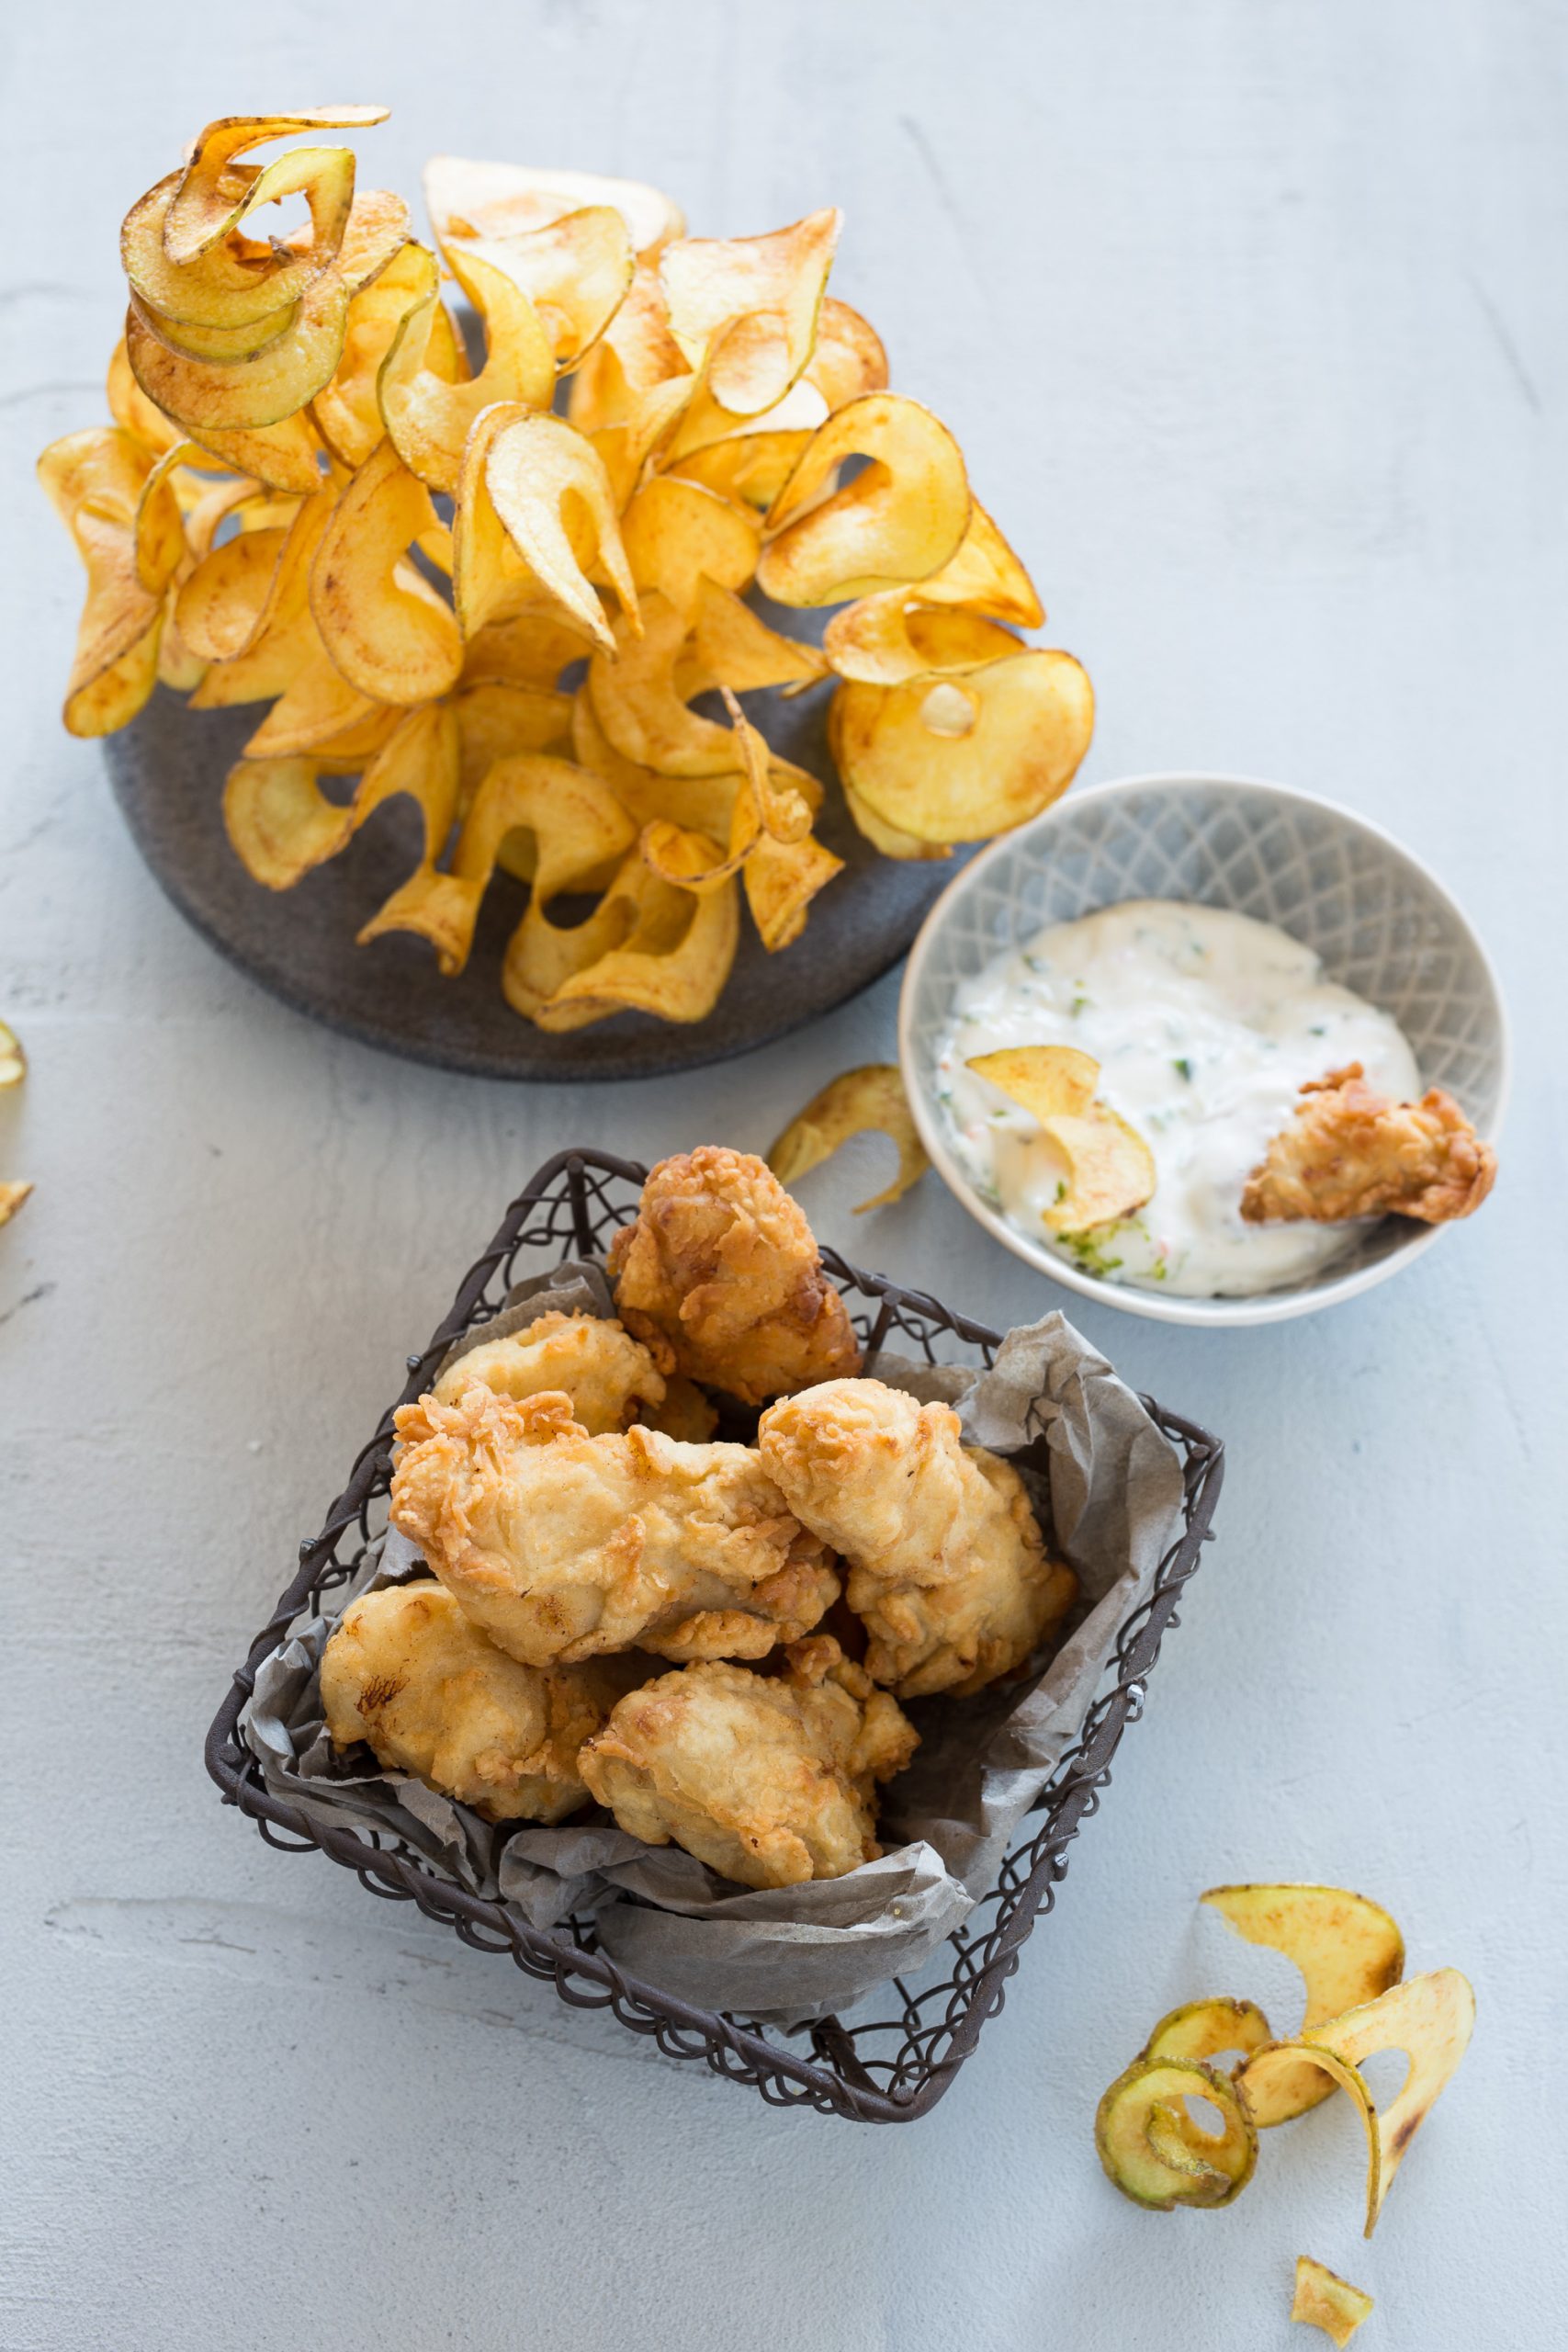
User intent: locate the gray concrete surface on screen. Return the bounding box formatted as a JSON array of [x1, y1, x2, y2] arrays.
[[3, 4, 1562, 2346]]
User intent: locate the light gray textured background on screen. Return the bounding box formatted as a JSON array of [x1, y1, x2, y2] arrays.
[[3, 5, 1562, 2346]]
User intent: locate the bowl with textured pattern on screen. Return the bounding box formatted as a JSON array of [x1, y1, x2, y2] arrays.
[[898, 772, 1509, 1328]]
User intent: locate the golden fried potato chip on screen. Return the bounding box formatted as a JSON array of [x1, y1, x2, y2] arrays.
[[742, 824, 843, 953], [123, 160, 355, 333], [1042, 1107, 1156, 1234], [804, 299, 889, 410], [965, 1044, 1100, 1122], [638, 687, 808, 891], [824, 598, 1023, 686], [38, 427, 171, 734], [904, 498, 1043, 628], [159, 109, 389, 266], [1239, 1970, 1474, 2236], [461, 610, 592, 690], [587, 595, 738, 774], [660, 209, 841, 416], [224, 699, 457, 892], [361, 752, 636, 976], [452, 681, 573, 808], [0, 1021, 25, 1090], [1292, 2259, 1374, 2346], [619, 476, 760, 616], [130, 288, 305, 366], [482, 412, 640, 657], [0, 1181, 32, 1227], [508, 838, 739, 1029], [312, 242, 466, 469], [666, 427, 815, 513], [690, 577, 828, 693], [832, 648, 1093, 842], [758, 392, 970, 606], [1204, 1884, 1407, 2126], [458, 207, 634, 369], [425, 157, 683, 263], [174, 523, 289, 662], [768, 1066, 929, 1212], [1142, 1998, 1275, 2075], [182, 410, 326, 495], [126, 266, 351, 434], [378, 244, 553, 494], [566, 265, 691, 435], [1095, 2057, 1258, 2211], [310, 438, 462, 703], [841, 786, 950, 861], [570, 684, 738, 839]]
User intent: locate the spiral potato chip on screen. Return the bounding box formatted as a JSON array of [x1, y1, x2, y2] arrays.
[[832, 648, 1093, 843], [224, 699, 458, 893], [768, 1065, 929, 1212], [310, 438, 462, 703], [483, 412, 639, 656], [379, 244, 553, 493], [759, 392, 970, 605], [362, 753, 635, 976], [45, 109, 1092, 1036]]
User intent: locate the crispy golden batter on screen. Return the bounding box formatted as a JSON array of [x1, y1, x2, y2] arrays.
[[640, 1372, 720, 1442], [434, 1309, 668, 1433], [578, 1638, 919, 1888], [1240, 1063, 1496, 1226], [606, 1146, 863, 1406], [759, 1377, 1077, 1699], [321, 1579, 640, 1823], [389, 1383, 839, 1669]]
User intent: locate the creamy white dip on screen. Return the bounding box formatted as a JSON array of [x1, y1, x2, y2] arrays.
[[935, 899, 1422, 1297]]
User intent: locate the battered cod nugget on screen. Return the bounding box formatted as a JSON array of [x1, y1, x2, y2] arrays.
[[1241, 1062, 1496, 1226], [578, 1637, 919, 1889], [606, 1145, 863, 1406], [758, 1377, 1077, 1699], [389, 1383, 839, 1668], [321, 1579, 641, 1824], [434, 1308, 668, 1432]]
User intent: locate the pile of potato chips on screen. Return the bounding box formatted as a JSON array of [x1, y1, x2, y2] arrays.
[[39, 110, 1095, 1031]]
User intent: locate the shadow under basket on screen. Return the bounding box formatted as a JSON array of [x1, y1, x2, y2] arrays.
[[205, 1149, 1224, 2123]]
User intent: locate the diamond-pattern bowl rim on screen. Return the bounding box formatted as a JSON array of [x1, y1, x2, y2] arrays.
[[897, 771, 1512, 1330]]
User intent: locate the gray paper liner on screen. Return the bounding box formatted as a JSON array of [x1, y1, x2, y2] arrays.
[[244, 1267, 1185, 2027]]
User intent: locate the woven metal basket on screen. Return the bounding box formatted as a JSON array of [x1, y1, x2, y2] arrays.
[[205, 1148, 1224, 2122]]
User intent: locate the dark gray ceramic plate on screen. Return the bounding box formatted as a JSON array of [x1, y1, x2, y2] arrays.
[[103, 684, 966, 1080]]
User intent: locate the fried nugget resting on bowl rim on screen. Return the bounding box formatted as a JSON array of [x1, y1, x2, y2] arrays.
[[321, 1579, 645, 1824], [759, 1377, 1077, 1700], [1240, 1061, 1497, 1227], [578, 1636, 919, 1890], [389, 1382, 840, 1670], [434, 1307, 717, 1439], [606, 1146, 863, 1407]]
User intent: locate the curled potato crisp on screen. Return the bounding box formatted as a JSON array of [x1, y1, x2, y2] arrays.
[[1292, 2259, 1374, 2346], [44, 109, 1092, 1035], [768, 1066, 929, 1212]]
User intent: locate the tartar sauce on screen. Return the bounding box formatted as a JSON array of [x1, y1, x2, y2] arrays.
[[935, 899, 1422, 1297]]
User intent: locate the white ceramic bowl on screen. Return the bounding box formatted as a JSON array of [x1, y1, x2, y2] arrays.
[[898, 773, 1510, 1328]]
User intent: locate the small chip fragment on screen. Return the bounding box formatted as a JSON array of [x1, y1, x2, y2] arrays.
[[1291, 2256, 1374, 2346]]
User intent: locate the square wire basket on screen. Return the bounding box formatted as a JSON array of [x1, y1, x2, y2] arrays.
[[205, 1148, 1224, 2123]]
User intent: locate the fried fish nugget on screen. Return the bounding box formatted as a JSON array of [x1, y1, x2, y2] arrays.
[[1240, 1062, 1496, 1226], [389, 1383, 839, 1668], [321, 1579, 640, 1823], [758, 1377, 1077, 1698], [578, 1637, 919, 1888], [606, 1145, 863, 1405], [434, 1307, 668, 1433]]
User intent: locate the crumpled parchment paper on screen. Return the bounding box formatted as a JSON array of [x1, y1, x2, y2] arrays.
[[244, 1262, 1187, 2026]]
